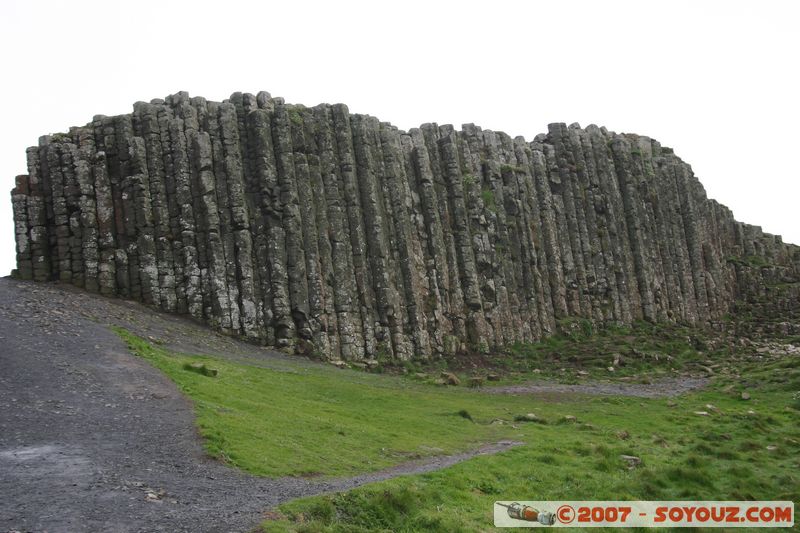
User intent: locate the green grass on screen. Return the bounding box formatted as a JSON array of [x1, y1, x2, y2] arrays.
[[415, 319, 717, 386], [481, 188, 496, 213], [287, 105, 306, 126], [115, 327, 534, 477], [498, 318, 762, 384], [461, 173, 476, 191], [112, 327, 799, 532], [263, 357, 799, 532], [727, 254, 774, 268]]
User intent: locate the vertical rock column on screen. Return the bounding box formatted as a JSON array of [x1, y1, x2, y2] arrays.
[[74, 127, 100, 293], [271, 103, 308, 350], [10, 91, 799, 360], [11, 175, 32, 280], [310, 104, 364, 359], [437, 130, 490, 351], [25, 146, 50, 282]]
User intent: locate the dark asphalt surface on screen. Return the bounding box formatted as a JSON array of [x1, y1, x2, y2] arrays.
[[0, 278, 518, 532]]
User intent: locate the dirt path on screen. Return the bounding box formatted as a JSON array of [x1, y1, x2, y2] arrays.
[[484, 377, 709, 398], [0, 278, 522, 533], [0, 278, 711, 531]]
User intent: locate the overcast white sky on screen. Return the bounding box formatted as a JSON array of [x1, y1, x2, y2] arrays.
[[0, 0, 797, 277]]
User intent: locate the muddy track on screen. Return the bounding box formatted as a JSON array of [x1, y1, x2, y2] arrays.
[[0, 279, 525, 533]]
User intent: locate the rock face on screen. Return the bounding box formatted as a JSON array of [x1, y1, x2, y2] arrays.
[[10, 91, 800, 360]]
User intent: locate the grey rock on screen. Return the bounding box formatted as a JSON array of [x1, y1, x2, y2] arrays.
[[9, 91, 799, 361]]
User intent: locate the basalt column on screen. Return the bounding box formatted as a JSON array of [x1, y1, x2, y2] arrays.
[[10, 92, 800, 361]]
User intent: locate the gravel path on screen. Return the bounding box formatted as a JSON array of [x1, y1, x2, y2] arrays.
[[484, 377, 709, 398], [0, 278, 519, 533], [0, 278, 709, 532]]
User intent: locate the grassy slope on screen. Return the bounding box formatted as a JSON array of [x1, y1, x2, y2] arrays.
[[391, 319, 737, 387], [116, 327, 556, 477], [114, 328, 800, 532], [264, 353, 800, 532]]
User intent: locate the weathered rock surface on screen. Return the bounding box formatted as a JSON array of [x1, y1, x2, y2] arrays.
[[10, 92, 800, 360]]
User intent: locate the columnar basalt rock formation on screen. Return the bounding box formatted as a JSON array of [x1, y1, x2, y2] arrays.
[[10, 92, 800, 360]]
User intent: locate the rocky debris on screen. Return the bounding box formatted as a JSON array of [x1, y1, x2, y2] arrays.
[[441, 371, 461, 386], [741, 391, 751, 400], [144, 488, 168, 502], [616, 430, 631, 440], [620, 454, 642, 469], [10, 92, 800, 362]]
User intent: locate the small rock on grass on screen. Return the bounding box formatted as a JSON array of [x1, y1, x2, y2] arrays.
[[515, 413, 547, 424], [620, 455, 642, 469], [440, 372, 460, 386], [183, 362, 218, 377], [741, 391, 751, 400], [616, 430, 631, 440]]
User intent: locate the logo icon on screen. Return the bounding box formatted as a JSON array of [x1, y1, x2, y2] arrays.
[[496, 502, 556, 525]]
